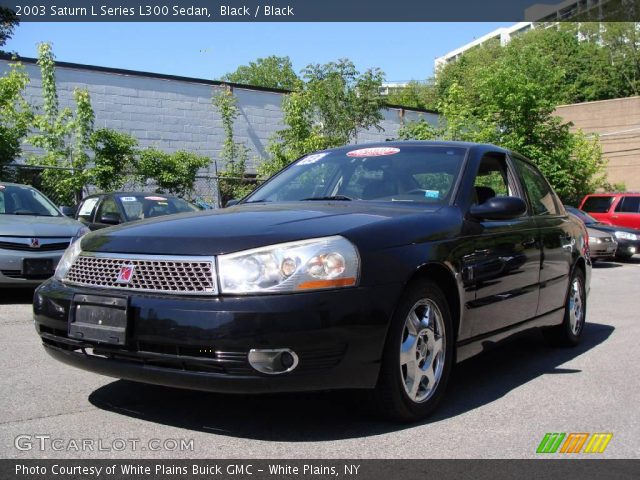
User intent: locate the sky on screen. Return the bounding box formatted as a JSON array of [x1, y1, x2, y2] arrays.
[[5, 22, 512, 82]]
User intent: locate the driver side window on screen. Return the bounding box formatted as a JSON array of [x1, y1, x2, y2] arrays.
[[472, 153, 517, 206], [96, 197, 121, 222]]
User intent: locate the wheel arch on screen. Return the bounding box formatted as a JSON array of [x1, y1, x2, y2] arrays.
[[405, 262, 462, 344]]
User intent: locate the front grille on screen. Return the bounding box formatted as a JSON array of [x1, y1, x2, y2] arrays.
[[64, 253, 218, 295], [0, 241, 70, 252]]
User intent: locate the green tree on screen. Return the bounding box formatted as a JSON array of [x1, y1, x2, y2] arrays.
[[212, 87, 254, 203], [221, 55, 300, 90], [0, 6, 19, 50], [0, 62, 31, 174], [386, 80, 438, 110], [402, 36, 608, 204], [90, 128, 139, 191], [261, 59, 385, 178], [28, 43, 95, 204], [136, 148, 209, 198]]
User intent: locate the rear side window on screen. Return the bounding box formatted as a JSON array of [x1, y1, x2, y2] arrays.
[[513, 159, 559, 215], [614, 196, 640, 213], [582, 196, 614, 213]]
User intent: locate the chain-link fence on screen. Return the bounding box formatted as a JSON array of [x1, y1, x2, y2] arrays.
[[0, 164, 262, 209]]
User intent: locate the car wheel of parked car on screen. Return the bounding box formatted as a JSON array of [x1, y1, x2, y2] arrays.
[[544, 268, 586, 347], [372, 279, 453, 421]]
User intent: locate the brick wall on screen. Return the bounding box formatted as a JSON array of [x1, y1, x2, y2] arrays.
[[1, 58, 438, 174], [555, 96, 640, 191]]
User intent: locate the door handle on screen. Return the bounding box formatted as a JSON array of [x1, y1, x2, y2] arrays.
[[522, 238, 536, 248]]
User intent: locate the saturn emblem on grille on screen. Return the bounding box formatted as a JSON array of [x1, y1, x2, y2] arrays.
[[116, 264, 135, 284], [30, 238, 40, 248]]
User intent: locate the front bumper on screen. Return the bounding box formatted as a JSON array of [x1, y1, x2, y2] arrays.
[[0, 249, 64, 286], [589, 239, 618, 259], [34, 279, 402, 393], [614, 238, 640, 257]]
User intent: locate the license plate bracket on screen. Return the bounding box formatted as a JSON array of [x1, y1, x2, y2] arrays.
[[23, 258, 54, 279], [68, 294, 128, 345]]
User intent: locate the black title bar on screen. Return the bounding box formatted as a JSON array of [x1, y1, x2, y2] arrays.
[[2, 459, 640, 480], [1, 0, 640, 22]]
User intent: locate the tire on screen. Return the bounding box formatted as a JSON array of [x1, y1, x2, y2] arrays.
[[543, 268, 586, 347], [371, 279, 454, 422]]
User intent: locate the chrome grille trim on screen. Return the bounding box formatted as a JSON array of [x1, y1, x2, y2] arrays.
[[63, 252, 218, 295]]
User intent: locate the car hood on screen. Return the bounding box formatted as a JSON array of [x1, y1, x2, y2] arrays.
[[586, 227, 614, 238], [588, 223, 640, 235], [81, 202, 457, 256], [0, 214, 84, 237]]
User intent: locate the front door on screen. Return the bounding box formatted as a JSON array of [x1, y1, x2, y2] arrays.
[[462, 152, 541, 337]]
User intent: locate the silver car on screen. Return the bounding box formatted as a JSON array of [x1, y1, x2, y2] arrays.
[[0, 183, 88, 287], [587, 227, 618, 261]]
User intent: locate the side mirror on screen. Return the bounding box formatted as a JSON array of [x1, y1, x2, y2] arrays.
[[100, 213, 121, 225], [225, 199, 240, 207], [59, 206, 76, 217], [469, 196, 527, 221]]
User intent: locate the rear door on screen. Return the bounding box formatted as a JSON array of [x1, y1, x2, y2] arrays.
[[511, 156, 572, 316], [611, 196, 640, 229]]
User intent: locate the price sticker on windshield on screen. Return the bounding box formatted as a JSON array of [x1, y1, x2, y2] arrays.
[[297, 153, 328, 165], [347, 147, 400, 157]]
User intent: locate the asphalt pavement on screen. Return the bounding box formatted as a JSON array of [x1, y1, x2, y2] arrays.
[[1, 258, 638, 459]]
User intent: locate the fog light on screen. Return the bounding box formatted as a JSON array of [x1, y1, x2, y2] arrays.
[[248, 348, 299, 374]]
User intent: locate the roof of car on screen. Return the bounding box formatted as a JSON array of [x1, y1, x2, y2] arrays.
[[324, 140, 509, 155], [83, 192, 183, 199]]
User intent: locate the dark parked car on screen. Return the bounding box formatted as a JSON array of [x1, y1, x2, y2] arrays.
[[34, 142, 590, 421], [566, 206, 639, 260], [74, 192, 199, 230]]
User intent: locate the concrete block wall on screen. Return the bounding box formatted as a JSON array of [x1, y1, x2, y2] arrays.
[[0, 57, 438, 174]]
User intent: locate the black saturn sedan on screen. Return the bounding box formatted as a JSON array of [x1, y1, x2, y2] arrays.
[[34, 141, 591, 421]]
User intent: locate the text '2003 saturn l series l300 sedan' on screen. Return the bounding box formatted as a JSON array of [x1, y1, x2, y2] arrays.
[[33, 141, 591, 421]]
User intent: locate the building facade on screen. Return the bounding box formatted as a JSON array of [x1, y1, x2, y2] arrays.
[[555, 96, 640, 191]]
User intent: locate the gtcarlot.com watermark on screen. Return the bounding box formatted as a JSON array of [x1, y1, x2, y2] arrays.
[[14, 435, 194, 452]]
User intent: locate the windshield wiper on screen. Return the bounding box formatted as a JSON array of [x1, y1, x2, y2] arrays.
[[243, 199, 271, 204], [300, 195, 353, 201]]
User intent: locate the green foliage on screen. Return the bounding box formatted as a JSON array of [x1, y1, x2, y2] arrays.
[[28, 43, 94, 204], [0, 62, 31, 174], [261, 59, 385, 178], [386, 81, 438, 110], [90, 128, 139, 191], [221, 55, 300, 90], [137, 148, 209, 197], [0, 6, 19, 50], [402, 31, 610, 204], [212, 87, 253, 202], [397, 118, 438, 141]]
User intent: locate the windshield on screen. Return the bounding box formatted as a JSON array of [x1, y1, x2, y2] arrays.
[[566, 206, 598, 224], [116, 194, 198, 221], [245, 145, 467, 205], [0, 184, 60, 216]]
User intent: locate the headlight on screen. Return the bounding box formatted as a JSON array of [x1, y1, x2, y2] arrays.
[[218, 235, 360, 294], [71, 226, 90, 243], [588, 236, 601, 244], [54, 239, 82, 281], [614, 231, 638, 241]]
